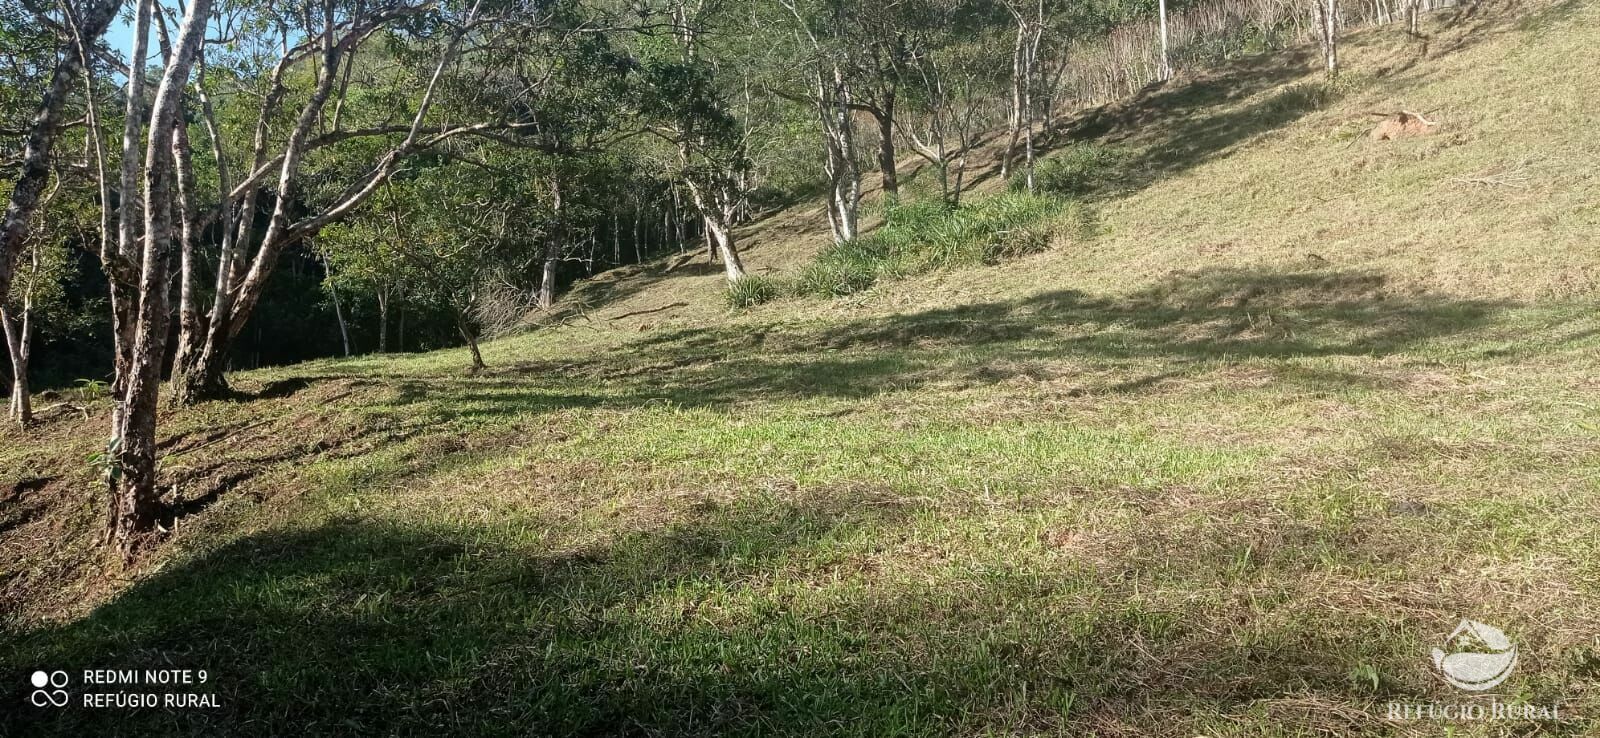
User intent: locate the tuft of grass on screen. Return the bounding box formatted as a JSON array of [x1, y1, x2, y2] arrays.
[[794, 194, 1078, 297], [724, 275, 780, 309]]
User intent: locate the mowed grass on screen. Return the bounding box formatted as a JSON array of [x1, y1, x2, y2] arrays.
[[5, 2, 1600, 736]]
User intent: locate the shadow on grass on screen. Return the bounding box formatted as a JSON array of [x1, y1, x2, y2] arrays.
[[3, 489, 1403, 736], [1014, 50, 1334, 201], [390, 266, 1515, 424]]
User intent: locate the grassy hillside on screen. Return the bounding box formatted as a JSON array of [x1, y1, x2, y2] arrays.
[[5, 1, 1600, 735]]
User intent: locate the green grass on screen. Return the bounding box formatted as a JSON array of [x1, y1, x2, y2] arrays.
[[5, 2, 1600, 735]]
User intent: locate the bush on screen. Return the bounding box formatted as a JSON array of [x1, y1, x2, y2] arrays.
[[794, 193, 1071, 298], [793, 239, 888, 297], [723, 275, 779, 309], [1023, 143, 1131, 199]]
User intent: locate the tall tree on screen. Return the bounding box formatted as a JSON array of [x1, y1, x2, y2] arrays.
[[168, 0, 527, 403], [0, 0, 119, 308], [107, 0, 212, 556]]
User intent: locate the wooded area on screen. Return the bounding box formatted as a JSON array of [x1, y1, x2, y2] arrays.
[[2, 0, 1427, 557]]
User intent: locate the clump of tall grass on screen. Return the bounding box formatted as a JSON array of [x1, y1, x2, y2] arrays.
[[794, 193, 1074, 298], [724, 275, 780, 309], [1020, 143, 1133, 199]]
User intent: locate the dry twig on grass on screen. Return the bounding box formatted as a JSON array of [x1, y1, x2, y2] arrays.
[[608, 302, 689, 321], [1452, 167, 1530, 189]]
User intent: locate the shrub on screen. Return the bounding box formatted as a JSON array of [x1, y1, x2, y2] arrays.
[[724, 275, 779, 309], [1023, 143, 1131, 199], [793, 238, 891, 297], [794, 193, 1072, 298]]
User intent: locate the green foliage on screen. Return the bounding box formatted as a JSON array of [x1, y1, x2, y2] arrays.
[[795, 194, 1073, 298], [1022, 143, 1133, 199], [724, 275, 780, 309]]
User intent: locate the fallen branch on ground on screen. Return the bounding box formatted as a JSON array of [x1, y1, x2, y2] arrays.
[[609, 302, 688, 321], [33, 402, 89, 421]]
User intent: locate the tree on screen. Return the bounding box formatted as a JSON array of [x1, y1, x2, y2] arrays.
[[106, 0, 212, 556], [168, 0, 529, 403], [777, 0, 864, 243], [895, 0, 994, 208], [999, 0, 1047, 191], [1317, 0, 1340, 76], [1158, 0, 1172, 81], [0, 0, 119, 308], [639, 0, 755, 282], [1, 185, 75, 425]]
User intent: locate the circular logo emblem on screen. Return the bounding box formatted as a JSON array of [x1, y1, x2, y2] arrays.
[[1430, 620, 1517, 691]]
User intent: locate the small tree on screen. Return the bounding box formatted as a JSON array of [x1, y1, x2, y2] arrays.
[[1, 186, 75, 425]]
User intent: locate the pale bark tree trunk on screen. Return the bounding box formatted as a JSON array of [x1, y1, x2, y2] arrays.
[[1158, 0, 1172, 81], [108, 0, 155, 424], [170, 113, 203, 380], [1002, 25, 1026, 180], [171, 60, 231, 389], [679, 162, 749, 282], [1022, 12, 1042, 193], [2, 305, 31, 425], [111, 0, 211, 558], [0, 0, 120, 307], [326, 258, 351, 357], [1319, 0, 1340, 75], [539, 176, 563, 310], [704, 214, 747, 282], [814, 66, 861, 244], [632, 206, 642, 264]]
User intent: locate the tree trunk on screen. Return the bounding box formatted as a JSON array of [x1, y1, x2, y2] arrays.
[[632, 207, 642, 263], [2, 305, 30, 425], [169, 113, 203, 385], [1320, 0, 1340, 75], [111, 0, 211, 558], [455, 304, 485, 372], [539, 176, 563, 310], [1023, 23, 1041, 194], [1002, 25, 1025, 180], [376, 286, 390, 353], [705, 215, 747, 282], [1158, 0, 1172, 81], [874, 102, 898, 199], [329, 278, 351, 357]]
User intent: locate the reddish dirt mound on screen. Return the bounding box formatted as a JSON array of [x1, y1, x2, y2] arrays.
[[1369, 111, 1437, 140]]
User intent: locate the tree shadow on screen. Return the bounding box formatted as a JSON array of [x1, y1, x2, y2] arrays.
[[149, 267, 1513, 459], [3, 487, 1418, 736], [422, 266, 1515, 423], [1021, 50, 1330, 200]]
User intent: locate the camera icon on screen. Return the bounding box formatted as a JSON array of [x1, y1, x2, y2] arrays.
[[29, 670, 69, 707]]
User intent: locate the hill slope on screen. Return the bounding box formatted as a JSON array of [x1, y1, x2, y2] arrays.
[[5, 2, 1600, 735]]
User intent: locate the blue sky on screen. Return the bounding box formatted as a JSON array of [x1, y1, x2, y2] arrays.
[[104, 18, 135, 56]]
